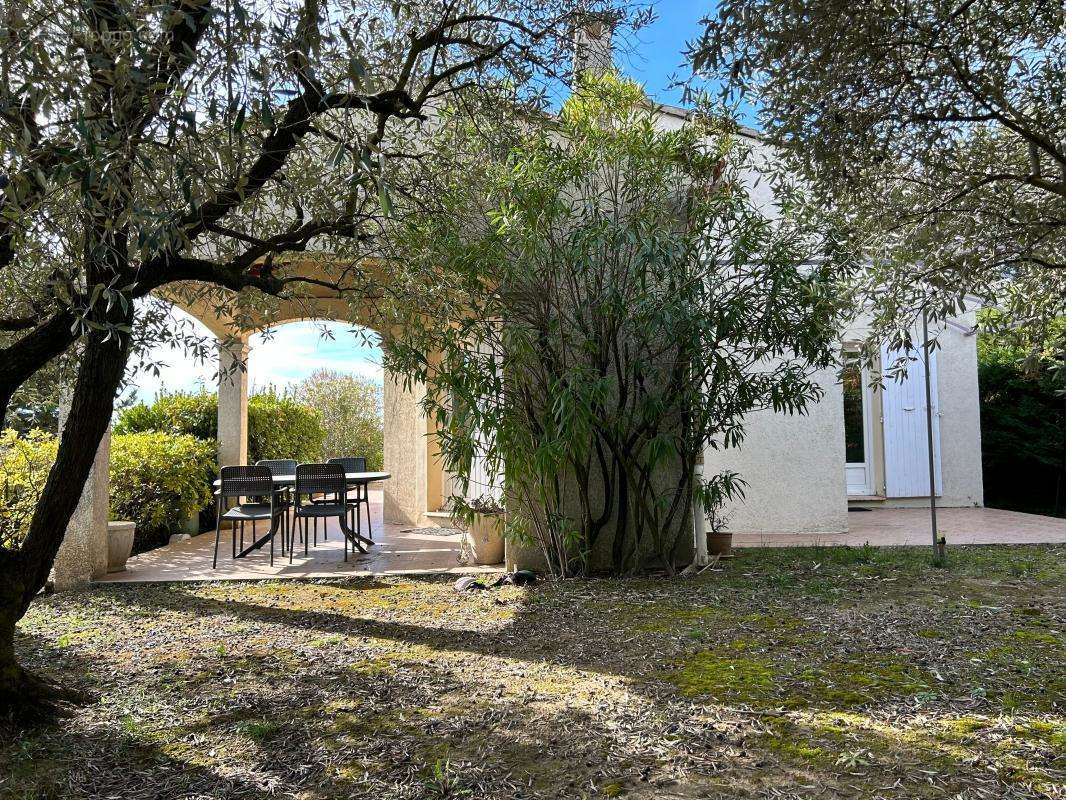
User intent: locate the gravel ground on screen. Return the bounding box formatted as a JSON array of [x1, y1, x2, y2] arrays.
[[2, 544, 1064, 799]]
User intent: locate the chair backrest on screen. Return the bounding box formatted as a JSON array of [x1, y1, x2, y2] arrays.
[[219, 465, 274, 498], [257, 459, 297, 477], [328, 456, 366, 474], [295, 463, 345, 499]]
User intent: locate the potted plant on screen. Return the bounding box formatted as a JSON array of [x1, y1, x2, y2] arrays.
[[456, 494, 505, 566], [702, 473, 743, 558], [706, 507, 733, 557], [107, 520, 137, 572]]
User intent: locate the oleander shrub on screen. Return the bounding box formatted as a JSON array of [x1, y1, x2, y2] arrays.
[[109, 431, 217, 552]]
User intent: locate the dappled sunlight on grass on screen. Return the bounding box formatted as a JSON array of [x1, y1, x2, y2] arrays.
[[5, 545, 1064, 798]]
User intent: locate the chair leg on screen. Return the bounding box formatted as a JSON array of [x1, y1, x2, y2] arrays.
[[289, 515, 296, 564], [212, 497, 223, 569], [340, 511, 366, 554], [304, 517, 309, 556]]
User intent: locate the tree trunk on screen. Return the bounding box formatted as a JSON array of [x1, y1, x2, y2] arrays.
[[0, 308, 132, 723]]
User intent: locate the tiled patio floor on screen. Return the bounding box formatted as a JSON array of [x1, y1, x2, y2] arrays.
[[733, 506, 1066, 548], [99, 500, 1066, 583], [99, 491, 499, 583]]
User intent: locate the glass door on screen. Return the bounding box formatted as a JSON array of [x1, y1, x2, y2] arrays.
[[842, 353, 873, 495]]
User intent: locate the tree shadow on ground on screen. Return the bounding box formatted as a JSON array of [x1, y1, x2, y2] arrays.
[[9, 572, 1063, 799]]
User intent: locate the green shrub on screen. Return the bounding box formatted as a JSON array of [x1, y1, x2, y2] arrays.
[[247, 392, 325, 463], [1, 429, 216, 553], [109, 431, 216, 552], [979, 348, 1065, 517], [0, 429, 58, 550], [117, 390, 326, 464], [114, 390, 217, 440]]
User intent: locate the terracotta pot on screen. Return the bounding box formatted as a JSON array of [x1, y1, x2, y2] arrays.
[[107, 521, 136, 573], [463, 513, 505, 565], [706, 530, 732, 557]]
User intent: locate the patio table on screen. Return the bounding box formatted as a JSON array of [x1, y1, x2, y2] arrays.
[[213, 471, 390, 557]]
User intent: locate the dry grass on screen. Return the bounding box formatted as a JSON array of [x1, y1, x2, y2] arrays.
[[2, 544, 1064, 799]]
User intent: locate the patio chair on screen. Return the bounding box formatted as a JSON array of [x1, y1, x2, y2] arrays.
[[327, 456, 372, 541], [213, 466, 287, 569], [293, 463, 365, 562], [256, 459, 296, 543]]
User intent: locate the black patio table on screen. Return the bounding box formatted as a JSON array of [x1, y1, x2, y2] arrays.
[[213, 471, 390, 558]]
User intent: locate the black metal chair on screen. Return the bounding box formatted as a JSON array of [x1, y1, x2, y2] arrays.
[[213, 466, 286, 568], [256, 459, 296, 544], [293, 463, 366, 562], [327, 456, 372, 541]]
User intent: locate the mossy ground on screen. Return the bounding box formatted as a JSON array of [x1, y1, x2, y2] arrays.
[[2, 544, 1064, 799]]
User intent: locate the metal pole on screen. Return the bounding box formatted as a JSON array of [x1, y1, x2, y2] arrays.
[[921, 309, 939, 555]]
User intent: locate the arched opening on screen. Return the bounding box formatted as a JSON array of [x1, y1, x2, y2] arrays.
[[132, 291, 455, 530]]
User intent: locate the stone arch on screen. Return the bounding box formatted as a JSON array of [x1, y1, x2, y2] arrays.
[[158, 263, 453, 529]]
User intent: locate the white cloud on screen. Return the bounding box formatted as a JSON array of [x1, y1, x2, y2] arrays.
[[127, 309, 383, 403]]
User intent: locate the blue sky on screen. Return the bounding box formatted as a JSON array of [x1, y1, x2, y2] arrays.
[[617, 1, 707, 106], [129, 2, 709, 402]]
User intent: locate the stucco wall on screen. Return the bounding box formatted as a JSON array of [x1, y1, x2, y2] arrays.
[[870, 314, 984, 509], [933, 313, 984, 507], [703, 364, 849, 535], [844, 312, 984, 509], [382, 372, 427, 526]]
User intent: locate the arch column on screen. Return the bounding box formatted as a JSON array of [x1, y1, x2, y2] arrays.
[[217, 335, 250, 467]]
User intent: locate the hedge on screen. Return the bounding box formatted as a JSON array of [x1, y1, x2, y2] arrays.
[[0, 429, 215, 553], [0, 429, 58, 550], [114, 391, 216, 441], [110, 431, 216, 552], [979, 352, 1065, 517], [116, 390, 326, 463]]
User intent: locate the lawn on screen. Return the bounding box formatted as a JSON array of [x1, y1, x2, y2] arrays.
[[3, 544, 1064, 799]]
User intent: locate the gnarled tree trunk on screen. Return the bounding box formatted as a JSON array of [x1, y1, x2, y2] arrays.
[[0, 309, 132, 723]]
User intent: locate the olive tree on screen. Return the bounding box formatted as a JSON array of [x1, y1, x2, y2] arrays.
[[386, 73, 853, 576], [0, 0, 634, 720], [294, 369, 384, 468], [690, 0, 1066, 364]]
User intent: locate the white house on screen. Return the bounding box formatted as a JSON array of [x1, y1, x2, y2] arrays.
[[652, 101, 985, 537], [702, 312, 984, 537]]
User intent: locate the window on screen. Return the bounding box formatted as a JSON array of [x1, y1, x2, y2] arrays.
[[842, 357, 865, 464]]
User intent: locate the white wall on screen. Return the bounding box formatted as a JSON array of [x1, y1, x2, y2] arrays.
[[660, 103, 984, 530], [868, 312, 984, 509], [934, 312, 984, 507], [844, 309, 984, 509], [703, 364, 849, 535]]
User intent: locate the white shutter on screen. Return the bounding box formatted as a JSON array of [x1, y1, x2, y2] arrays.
[[881, 345, 942, 497]]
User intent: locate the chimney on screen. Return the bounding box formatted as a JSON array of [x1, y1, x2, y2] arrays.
[[572, 12, 615, 80]]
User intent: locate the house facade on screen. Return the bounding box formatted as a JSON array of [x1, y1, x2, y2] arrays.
[[703, 312, 984, 537], [649, 101, 985, 537]]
